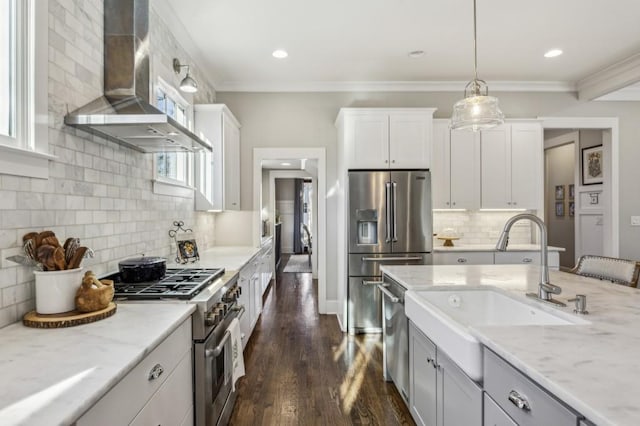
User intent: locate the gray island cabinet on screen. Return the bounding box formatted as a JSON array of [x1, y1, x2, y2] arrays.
[[409, 321, 482, 426]]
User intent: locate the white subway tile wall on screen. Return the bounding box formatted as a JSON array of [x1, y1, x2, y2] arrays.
[[433, 211, 534, 246], [0, 1, 219, 328]]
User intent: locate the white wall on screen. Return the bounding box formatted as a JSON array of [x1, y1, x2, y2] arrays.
[[216, 91, 640, 305]]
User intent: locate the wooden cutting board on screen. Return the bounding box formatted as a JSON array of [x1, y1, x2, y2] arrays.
[[23, 303, 117, 328]]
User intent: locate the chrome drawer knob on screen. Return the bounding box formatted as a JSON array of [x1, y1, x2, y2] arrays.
[[508, 390, 531, 411], [148, 364, 164, 381]]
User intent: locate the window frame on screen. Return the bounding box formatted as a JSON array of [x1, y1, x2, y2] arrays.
[[152, 77, 195, 197], [0, 0, 53, 179]]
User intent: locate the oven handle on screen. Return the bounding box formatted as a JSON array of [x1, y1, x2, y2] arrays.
[[206, 305, 246, 358]]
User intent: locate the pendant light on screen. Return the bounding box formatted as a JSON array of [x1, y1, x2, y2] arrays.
[[451, 0, 504, 131]]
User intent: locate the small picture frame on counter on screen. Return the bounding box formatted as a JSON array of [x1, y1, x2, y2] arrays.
[[555, 185, 565, 200], [177, 236, 200, 263], [555, 201, 564, 217]]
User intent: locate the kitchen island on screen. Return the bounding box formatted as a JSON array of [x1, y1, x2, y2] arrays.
[[381, 264, 640, 426]]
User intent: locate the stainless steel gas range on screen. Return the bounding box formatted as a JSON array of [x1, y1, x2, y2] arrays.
[[107, 267, 243, 426]]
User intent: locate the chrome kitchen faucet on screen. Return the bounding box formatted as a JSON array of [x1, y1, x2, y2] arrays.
[[496, 213, 566, 307]]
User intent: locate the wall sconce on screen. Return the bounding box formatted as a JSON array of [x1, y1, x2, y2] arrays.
[[173, 58, 198, 93]]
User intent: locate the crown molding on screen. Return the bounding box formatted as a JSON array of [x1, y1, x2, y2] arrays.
[[577, 52, 640, 101], [594, 83, 640, 101], [215, 80, 575, 93]]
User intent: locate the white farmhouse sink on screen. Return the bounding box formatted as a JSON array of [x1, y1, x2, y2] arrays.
[[405, 287, 589, 381]]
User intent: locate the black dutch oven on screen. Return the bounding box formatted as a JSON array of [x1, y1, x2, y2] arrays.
[[118, 256, 167, 283]]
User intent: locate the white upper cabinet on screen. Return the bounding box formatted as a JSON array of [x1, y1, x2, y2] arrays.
[[480, 122, 542, 210], [194, 104, 241, 211], [336, 108, 436, 169], [432, 120, 480, 210]]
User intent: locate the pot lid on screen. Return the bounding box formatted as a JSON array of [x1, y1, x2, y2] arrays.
[[119, 256, 166, 267]]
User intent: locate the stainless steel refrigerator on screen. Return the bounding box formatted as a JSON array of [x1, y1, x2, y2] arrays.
[[347, 170, 433, 334]]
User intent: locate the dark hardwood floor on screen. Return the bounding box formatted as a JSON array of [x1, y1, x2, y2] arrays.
[[230, 255, 415, 425]]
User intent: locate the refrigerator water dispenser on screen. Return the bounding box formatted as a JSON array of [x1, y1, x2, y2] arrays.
[[356, 209, 378, 245]]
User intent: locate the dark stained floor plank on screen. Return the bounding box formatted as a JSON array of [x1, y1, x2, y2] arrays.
[[229, 255, 415, 426]]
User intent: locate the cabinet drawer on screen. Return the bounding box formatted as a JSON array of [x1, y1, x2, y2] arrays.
[[494, 251, 560, 269], [494, 251, 540, 265], [484, 349, 580, 426], [131, 348, 193, 426], [77, 319, 192, 426], [433, 252, 494, 265], [484, 393, 517, 426]]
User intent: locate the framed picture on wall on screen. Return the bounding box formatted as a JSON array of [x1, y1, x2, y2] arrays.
[[555, 202, 564, 217], [555, 185, 565, 200], [569, 184, 575, 200], [582, 145, 603, 185], [569, 201, 575, 217]]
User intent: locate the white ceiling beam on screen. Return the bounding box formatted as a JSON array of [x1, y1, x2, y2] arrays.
[[576, 52, 640, 101]]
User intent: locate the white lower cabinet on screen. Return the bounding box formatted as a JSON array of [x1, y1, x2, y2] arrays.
[[484, 393, 517, 426], [77, 319, 193, 426], [409, 321, 482, 426], [434, 250, 560, 270]]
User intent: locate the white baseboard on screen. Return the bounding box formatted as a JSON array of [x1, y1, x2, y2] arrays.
[[335, 312, 346, 332], [324, 299, 340, 314]]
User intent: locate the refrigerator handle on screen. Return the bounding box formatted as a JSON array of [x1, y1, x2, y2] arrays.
[[392, 181, 398, 242], [385, 182, 392, 243]]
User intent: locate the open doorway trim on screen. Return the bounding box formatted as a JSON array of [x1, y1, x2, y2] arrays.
[[539, 117, 619, 257], [253, 148, 328, 313], [269, 170, 318, 278]]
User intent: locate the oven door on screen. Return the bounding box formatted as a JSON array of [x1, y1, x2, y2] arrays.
[[194, 305, 245, 426]]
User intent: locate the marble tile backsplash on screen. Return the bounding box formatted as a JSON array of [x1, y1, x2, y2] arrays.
[[433, 211, 535, 246], [0, 1, 218, 328]]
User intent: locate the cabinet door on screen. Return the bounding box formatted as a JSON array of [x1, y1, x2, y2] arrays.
[[450, 130, 480, 210], [484, 393, 517, 426], [438, 351, 482, 426], [431, 121, 451, 209], [390, 113, 432, 168], [348, 113, 389, 169], [481, 125, 511, 208], [223, 113, 241, 210], [409, 322, 438, 426], [510, 123, 542, 210], [237, 273, 252, 349]]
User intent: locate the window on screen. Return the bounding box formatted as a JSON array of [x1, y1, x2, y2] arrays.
[[0, 0, 51, 178], [153, 80, 194, 196]]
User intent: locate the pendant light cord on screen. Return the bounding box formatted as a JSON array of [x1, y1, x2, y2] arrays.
[[473, 0, 478, 82]]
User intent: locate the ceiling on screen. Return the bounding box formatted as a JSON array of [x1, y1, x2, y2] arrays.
[[161, 0, 640, 95], [262, 159, 304, 170]]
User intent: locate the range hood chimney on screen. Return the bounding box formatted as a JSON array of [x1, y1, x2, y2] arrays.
[[64, 0, 211, 153]]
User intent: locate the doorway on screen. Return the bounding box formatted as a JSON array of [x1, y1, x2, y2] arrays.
[[253, 148, 328, 313], [542, 119, 618, 266]]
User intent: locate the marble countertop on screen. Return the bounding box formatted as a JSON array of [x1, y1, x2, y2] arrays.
[[168, 245, 262, 271], [381, 264, 640, 426], [0, 303, 195, 426], [432, 244, 565, 252]]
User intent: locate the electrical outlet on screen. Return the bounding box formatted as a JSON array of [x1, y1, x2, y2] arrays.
[[631, 216, 640, 226]]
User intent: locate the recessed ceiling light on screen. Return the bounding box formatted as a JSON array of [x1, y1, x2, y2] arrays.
[[272, 49, 288, 59], [281, 162, 291, 166], [544, 49, 563, 58], [408, 50, 425, 58]]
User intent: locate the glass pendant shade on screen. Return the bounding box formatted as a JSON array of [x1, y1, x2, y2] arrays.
[[179, 74, 198, 93]]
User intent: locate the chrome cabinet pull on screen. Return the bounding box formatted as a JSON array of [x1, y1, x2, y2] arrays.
[[362, 256, 423, 262], [362, 280, 384, 286], [457, 258, 468, 263], [508, 390, 531, 411], [148, 364, 164, 381], [376, 284, 400, 304], [522, 258, 533, 263]]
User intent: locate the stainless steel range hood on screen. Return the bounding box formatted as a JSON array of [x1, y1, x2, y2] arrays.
[[64, 0, 211, 153]]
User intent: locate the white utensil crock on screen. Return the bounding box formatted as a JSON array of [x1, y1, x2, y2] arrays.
[[34, 268, 84, 314]]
